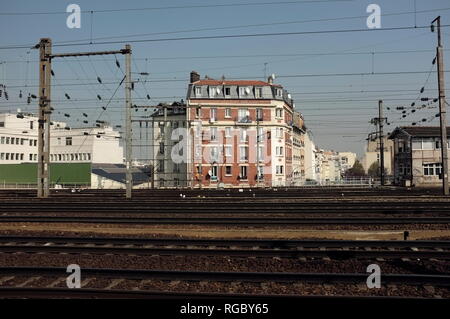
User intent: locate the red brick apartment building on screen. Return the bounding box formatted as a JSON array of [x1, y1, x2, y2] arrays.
[[186, 71, 295, 188]]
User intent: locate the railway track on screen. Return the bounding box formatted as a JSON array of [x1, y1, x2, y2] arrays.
[[1, 266, 449, 287], [0, 236, 449, 259], [1, 215, 450, 225]]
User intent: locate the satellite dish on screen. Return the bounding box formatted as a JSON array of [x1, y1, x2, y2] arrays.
[[271, 74, 276, 80], [216, 88, 221, 94], [245, 87, 251, 94]]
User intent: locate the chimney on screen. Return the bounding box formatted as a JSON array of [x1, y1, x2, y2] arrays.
[[268, 73, 275, 84], [190, 71, 200, 83]]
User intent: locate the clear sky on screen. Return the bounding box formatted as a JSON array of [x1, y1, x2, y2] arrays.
[[0, 0, 449, 157]]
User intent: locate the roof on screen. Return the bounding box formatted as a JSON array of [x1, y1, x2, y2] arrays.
[[388, 126, 450, 139], [92, 164, 151, 185], [193, 79, 281, 87]]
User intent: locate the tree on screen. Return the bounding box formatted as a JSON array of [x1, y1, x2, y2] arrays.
[[368, 161, 388, 177], [345, 160, 366, 177]]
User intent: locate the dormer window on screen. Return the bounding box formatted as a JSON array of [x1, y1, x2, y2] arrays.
[[239, 87, 251, 96], [276, 89, 283, 97], [255, 87, 262, 98], [224, 87, 231, 97], [195, 86, 202, 96]]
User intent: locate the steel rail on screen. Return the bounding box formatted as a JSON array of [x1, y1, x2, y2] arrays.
[[1, 267, 449, 286], [1, 216, 450, 224], [0, 244, 449, 259], [0, 236, 449, 249]]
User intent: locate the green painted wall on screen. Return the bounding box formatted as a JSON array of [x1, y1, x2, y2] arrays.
[[0, 163, 91, 184]]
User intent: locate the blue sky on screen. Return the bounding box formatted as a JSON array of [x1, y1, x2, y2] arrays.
[[0, 0, 449, 156]]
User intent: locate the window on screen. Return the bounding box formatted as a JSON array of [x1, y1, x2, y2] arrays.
[[239, 87, 249, 96], [275, 108, 283, 118], [29, 154, 33, 161], [195, 107, 201, 118], [257, 128, 263, 142], [239, 166, 248, 179], [159, 142, 165, 155], [0, 122, 4, 128], [276, 146, 284, 156], [276, 89, 283, 97], [210, 108, 217, 121], [257, 146, 264, 161], [238, 108, 249, 122], [0, 137, 4, 144], [224, 87, 231, 96], [225, 127, 232, 137], [422, 139, 433, 150], [276, 165, 284, 175], [11, 137, 15, 145], [276, 128, 283, 138], [257, 166, 264, 178], [239, 146, 248, 161], [20, 139, 25, 145], [412, 139, 422, 150], [66, 137, 72, 146], [210, 147, 219, 162], [240, 128, 247, 142], [225, 108, 231, 118], [6, 137, 10, 144], [195, 86, 201, 96], [256, 108, 263, 121], [34, 140, 37, 146], [255, 87, 262, 98], [6, 153, 9, 160], [211, 166, 218, 179], [225, 146, 232, 157], [210, 127, 217, 141], [20, 154, 24, 161], [424, 163, 442, 176], [225, 166, 232, 175], [30, 121, 33, 130], [0, 153, 4, 160]]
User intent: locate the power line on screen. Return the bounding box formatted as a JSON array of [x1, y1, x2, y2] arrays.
[[2, 24, 449, 50], [43, 7, 450, 45], [0, 0, 353, 16]]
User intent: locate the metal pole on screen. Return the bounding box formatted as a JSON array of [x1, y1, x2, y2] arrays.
[[125, 44, 132, 198], [433, 16, 449, 195], [37, 38, 51, 198], [256, 108, 260, 187], [379, 100, 385, 186]]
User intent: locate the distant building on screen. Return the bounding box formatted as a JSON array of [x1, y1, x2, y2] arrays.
[[150, 101, 188, 188], [186, 71, 295, 188], [291, 111, 306, 185], [0, 112, 123, 165], [362, 136, 394, 175], [303, 131, 317, 181], [388, 126, 450, 187], [338, 152, 357, 175]]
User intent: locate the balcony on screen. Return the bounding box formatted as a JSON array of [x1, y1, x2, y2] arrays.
[[236, 116, 252, 125]]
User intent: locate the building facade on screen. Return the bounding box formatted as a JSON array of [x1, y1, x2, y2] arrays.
[[388, 126, 450, 187], [361, 136, 394, 175], [186, 72, 295, 188], [150, 102, 189, 188], [0, 112, 123, 165]]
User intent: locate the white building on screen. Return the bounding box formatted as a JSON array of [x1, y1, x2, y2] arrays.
[[304, 131, 317, 181], [0, 112, 123, 165]]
